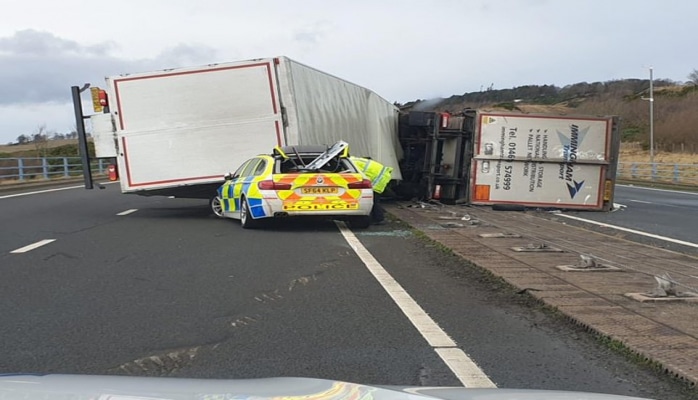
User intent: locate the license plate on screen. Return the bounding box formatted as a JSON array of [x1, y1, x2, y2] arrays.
[[301, 187, 338, 195], [283, 203, 359, 211]]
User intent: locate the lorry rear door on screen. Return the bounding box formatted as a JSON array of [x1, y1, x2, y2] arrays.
[[108, 58, 286, 193]]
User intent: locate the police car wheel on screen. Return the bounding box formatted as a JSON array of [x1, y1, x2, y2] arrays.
[[240, 197, 259, 229], [210, 196, 223, 217]]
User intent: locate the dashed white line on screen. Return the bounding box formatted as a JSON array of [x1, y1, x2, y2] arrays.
[[557, 214, 698, 249], [10, 239, 56, 254], [336, 221, 496, 388], [116, 209, 138, 216], [629, 199, 652, 204]]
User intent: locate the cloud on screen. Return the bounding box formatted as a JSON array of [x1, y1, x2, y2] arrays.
[[156, 43, 218, 67], [0, 29, 118, 57], [293, 21, 331, 45], [0, 29, 218, 106]]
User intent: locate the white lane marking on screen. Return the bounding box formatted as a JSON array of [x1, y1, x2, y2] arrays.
[[10, 239, 56, 254], [0, 181, 118, 199], [558, 214, 698, 249], [435, 348, 498, 388], [336, 221, 496, 388], [629, 199, 652, 204], [617, 184, 698, 196], [0, 185, 82, 199], [116, 209, 138, 216]]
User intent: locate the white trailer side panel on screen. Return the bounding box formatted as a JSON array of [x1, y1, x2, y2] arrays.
[[278, 58, 402, 179], [471, 112, 614, 209], [107, 60, 284, 192]]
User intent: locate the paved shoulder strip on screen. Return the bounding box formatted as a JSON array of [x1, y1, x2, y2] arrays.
[[10, 239, 56, 254], [336, 221, 496, 388]]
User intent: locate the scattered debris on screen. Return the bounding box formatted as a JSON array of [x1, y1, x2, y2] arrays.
[[111, 346, 201, 375], [556, 254, 622, 272], [230, 316, 258, 327], [625, 273, 698, 302], [649, 273, 679, 298], [611, 203, 627, 212], [288, 273, 320, 291], [478, 232, 521, 238], [516, 288, 542, 294], [511, 243, 564, 252], [580, 254, 597, 268], [253, 290, 283, 303]]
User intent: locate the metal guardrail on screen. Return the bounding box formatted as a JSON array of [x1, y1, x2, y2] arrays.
[[617, 162, 698, 186], [0, 157, 107, 181]]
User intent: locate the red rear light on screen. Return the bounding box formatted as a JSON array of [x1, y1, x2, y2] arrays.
[[258, 180, 274, 190], [258, 180, 292, 190], [348, 179, 372, 189]]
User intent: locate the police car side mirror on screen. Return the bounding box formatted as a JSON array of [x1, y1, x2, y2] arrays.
[[224, 172, 233, 181]]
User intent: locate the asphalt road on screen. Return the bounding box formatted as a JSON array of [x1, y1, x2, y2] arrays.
[[557, 185, 698, 251], [0, 183, 694, 399]]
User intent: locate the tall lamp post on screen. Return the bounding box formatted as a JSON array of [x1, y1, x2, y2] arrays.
[[650, 67, 654, 165], [641, 67, 655, 164]]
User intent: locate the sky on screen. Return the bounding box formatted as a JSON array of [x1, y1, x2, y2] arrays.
[[0, 0, 696, 144]]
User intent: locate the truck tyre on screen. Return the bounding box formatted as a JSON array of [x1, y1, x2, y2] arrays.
[[210, 195, 223, 217], [350, 216, 371, 229], [240, 197, 259, 229]]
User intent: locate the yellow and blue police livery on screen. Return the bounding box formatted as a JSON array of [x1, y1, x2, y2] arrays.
[[211, 145, 374, 229]]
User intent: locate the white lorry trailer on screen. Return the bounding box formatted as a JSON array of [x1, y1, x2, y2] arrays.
[[89, 56, 402, 199]]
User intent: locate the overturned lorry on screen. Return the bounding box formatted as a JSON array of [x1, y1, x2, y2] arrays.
[[397, 110, 620, 211], [80, 56, 619, 211], [86, 56, 402, 199]]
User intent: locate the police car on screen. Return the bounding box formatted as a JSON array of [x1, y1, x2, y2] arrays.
[[211, 141, 374, 229]]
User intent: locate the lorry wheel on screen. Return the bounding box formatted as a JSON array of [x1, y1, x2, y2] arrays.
[[350, 216, 371, 229], [210, 196, 223, 217], [240, 197, 259, 229]]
